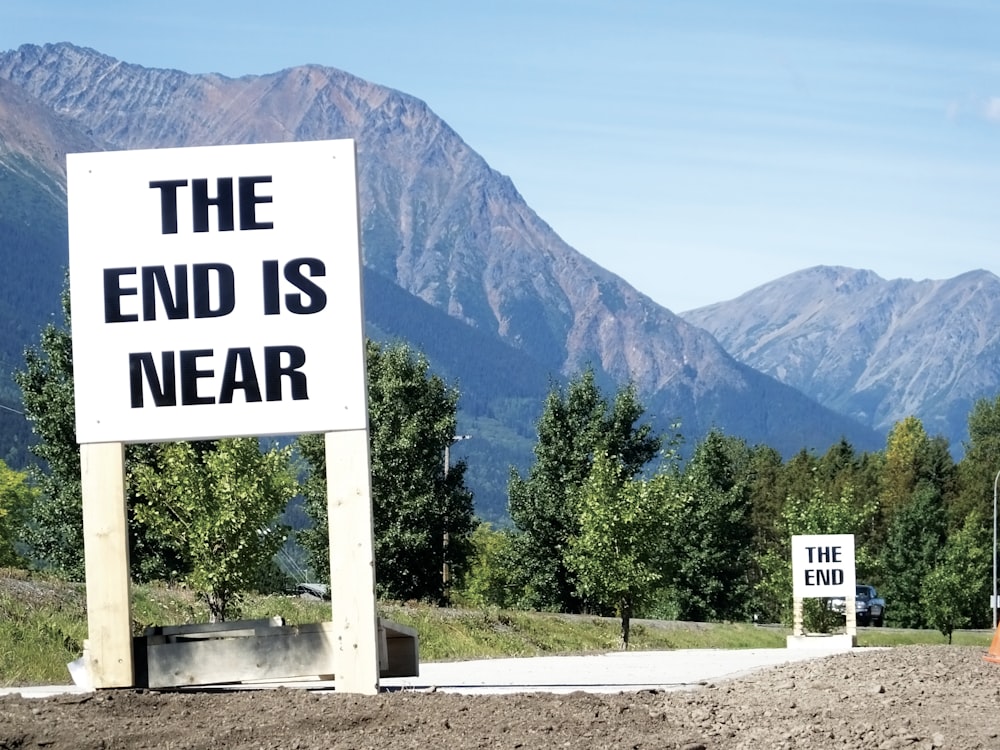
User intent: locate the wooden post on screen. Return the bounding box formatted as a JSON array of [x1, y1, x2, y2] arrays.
[[81, 442, 133, 688], [325, 429, 380, 694], [792, 596, 804, 637]]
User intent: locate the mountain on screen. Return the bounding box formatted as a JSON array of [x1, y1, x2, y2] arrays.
[[0, 74, 107, 466], [681, 265, 1000, 450], [0, 43, 882, 517]]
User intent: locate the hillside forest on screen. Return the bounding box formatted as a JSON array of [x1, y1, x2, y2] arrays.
[[2, 297, 998, 644]]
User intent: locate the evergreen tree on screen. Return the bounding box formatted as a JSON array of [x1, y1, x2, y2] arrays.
[[879, 418, 955, 535], [664, 430, 754, 622], [507, 369, 660, 612], [881, 483, 948, 628], [775, 449, 820, 513], [298, 339, 474, 602], [816, 439, 860, 499], [881, 417, 930, 514], [745, 444, 786, 621], [955, 395, 1000, 533], [747, 445, 784, 546]]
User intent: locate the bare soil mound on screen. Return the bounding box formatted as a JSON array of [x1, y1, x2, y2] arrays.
[[2, 645, 996, 749]]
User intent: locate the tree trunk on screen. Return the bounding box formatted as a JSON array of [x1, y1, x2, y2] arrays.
[[620, 598, 632, 650], [206, 590, 227, 623]]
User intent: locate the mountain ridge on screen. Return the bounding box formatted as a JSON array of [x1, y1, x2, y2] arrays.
[[682, 265, 1000, 448], [0, 43, 890, 513]]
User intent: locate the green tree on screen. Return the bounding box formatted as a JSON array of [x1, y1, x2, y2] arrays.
[[757, 478, 879, 628], [298, 339, 474, 602], [14, 284, 188, 580], [816, 439, 861, 501], [881, 417, 929, 514], [745, 444, 788, 622], [0, 460, 34, 567], [566, 451, 670, 647], [881, 483, 948, 628], [13, 286, 84, 577], [880, 418, 956, 540], [507, 369, 661, 612], [774, 449, 820, 516], [663, 430, 754, 622], [132, 438, 296, 621], [747, 444, 785, 550], [781, 483, 879, 573], [955, 395, 1000, 531], [453, 522, 521, 609], [922, 512, 991, 641]]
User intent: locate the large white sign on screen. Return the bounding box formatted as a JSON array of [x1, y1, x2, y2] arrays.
[[67, 140, 366, 443], [790, 533, 856, 598]]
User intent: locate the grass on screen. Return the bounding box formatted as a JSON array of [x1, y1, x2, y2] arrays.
[[858, 628, 991, 647], [0, 571, 88, 685], [0, 568, 993, 686]]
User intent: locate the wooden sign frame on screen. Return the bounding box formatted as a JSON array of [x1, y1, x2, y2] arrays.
[[71, 141, 381, 694]]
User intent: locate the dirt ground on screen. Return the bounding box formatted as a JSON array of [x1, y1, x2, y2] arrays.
[[2, 645, 998, 749]]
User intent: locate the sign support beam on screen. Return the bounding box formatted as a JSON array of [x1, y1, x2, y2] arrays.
[[81, 441, 133, 687], [326, 429, 380, 694]]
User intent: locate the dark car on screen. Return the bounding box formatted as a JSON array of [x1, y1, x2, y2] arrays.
[[830, 584, 886, 626]]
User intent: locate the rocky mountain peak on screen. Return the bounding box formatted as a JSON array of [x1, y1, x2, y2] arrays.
[[0, 44, 884, 483], [683, 265, 1000, 445]]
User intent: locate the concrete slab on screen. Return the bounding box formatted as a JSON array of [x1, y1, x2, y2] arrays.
[[787, 633, 856, 650], [380, 646, 859, 694], [2, 646, 861, 698], [1, 684, 93, 699]]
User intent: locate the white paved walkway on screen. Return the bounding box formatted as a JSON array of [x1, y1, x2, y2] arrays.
[[4, 644, 859, 698]]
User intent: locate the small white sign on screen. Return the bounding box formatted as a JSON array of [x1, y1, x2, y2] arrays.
[[67, 140, 366, 443], [791, 534, 856, 598]]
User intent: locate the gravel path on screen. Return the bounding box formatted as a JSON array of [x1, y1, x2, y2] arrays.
[[1, 645, 996, 748]]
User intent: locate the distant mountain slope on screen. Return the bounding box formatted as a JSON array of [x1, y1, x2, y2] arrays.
[[682, 265, 1000, 448], [0, 73, 96, 350], [0, 75, 106, 466], [0, 44, 882, 510], [361, 266, 553, 521]]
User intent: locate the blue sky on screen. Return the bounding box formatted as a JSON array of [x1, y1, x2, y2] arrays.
[[3, 0, 999, 311]]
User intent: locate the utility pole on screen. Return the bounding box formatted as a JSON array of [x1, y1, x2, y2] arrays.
[[993, 469, 999, 629], [442, 434, 472, 603]]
